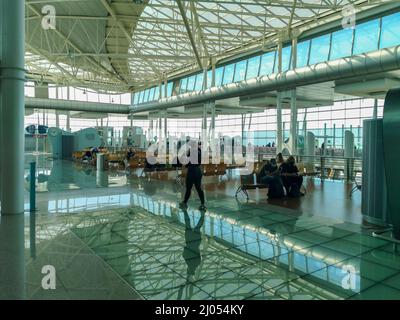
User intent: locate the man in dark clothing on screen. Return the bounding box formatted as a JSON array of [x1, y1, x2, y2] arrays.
[[126, 148, 135, 160], [280, 156, 304, 197], [180, 141, 206, 211], [259, 159, 285, 198]]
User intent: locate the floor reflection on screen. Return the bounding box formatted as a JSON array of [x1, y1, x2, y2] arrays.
[[0, 214, 26, 300], [1, 155, 395, 300]]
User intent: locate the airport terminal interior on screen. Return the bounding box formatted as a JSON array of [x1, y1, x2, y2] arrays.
[[1, 0, 400, 300]]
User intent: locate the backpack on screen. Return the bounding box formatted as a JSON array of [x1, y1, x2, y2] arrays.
[[268, 177, 285, 199], [288, 182, 301, 197]]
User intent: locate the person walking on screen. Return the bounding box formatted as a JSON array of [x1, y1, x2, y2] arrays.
[[180, 141, 206, 211]]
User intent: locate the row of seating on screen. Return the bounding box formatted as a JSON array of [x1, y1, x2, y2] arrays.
[[178, 164, 227, 178], [235, 161, 318, 200]]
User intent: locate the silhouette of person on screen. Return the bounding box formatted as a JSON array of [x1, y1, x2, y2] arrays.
[[177, 208, 205, 299]]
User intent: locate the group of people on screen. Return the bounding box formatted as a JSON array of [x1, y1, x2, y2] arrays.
[[82, 147, 100, 163], [258, 153, 304, 198]]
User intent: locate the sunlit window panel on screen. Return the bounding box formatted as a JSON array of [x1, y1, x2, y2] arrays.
[[259, 51, 276, 76], [160, 83, 165, 98], [195, 73, 204, 91], [297, 40, 310, 68], [380, 12, 400, 49], [180, 77, 188, 94], [24, 82, 35, 97], [234, 60, 247, 82], [167, 82, 173, 97], [246, 56, 261, 79], [154, 86, 160, 100], [206, 70, 213, 88], [309, 34, 331, 65], [215, 66, 224, 86], [222, 63, 235, 85], [187, 75, 196, 92], [330, 28, 354, 60], [353, 19, 380, 55], [149, 87, 155, 101], [281, 46, 292, 71], [144, 89, 150, 102], [137, 91, 142, 103]]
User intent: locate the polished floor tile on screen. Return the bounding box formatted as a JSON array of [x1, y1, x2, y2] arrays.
[[1, 157, 397, 300]]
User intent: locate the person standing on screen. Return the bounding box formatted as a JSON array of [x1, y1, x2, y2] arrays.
[[180, 141, 206, 211]]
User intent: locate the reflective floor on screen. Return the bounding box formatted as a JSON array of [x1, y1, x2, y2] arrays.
[[0, 156, 398, 300]]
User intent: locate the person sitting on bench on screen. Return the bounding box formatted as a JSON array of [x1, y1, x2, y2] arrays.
[[276, 153, 285, 168], [82, 150, 93, 163], [259, 159, 285, 199], [280, 156, 304, 197], [124, 148, 135, 169]]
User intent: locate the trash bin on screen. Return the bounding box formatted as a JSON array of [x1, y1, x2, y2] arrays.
[[96, 153, 106, 171]]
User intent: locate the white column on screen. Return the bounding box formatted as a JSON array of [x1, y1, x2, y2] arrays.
[[276, 41, 283, 153], [158, 113, 162, 140], [373, 99, 378, 119], [55, 111, 60, 128], [289, 38, 298, 155], [344, 130, 355, 181], [276, 92, 283, 153], [290, 89, 298, 155], [305, 132, 315, 172], [66, 112, 71, 132], [164, 114, 168, 139], [0, 0, 25, 215]]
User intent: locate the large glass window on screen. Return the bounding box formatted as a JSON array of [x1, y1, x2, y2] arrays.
[[296, 40, 310, 68], [309, 34, 331, 65], [222, 64, 235, 85], [149, 87, 155, 101], [281, 46, 292, 71], [154, 86, 160, 100], [353, 19, 380, 55], [180, 78, 188, 94], [187, 75, 196, 92], [380, 12, 400, 49], [234, 60, 247, 82], [133, 93, 139, 105], [195, 73, 204, 91], [206, 70, 212, 88], [167, 82, 173, 97], [330, 28, 354, 60], [144, 89, 150, 102], [259, 51, 275, 76], [138, 91, 143, 104], [246, 56, 261, 79], [215, 67, 224, 86]]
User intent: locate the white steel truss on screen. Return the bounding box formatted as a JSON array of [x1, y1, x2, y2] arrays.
[[24, 0, 389, 93]]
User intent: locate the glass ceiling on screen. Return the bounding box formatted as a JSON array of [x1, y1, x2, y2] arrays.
[[24, 0, 384, 92]]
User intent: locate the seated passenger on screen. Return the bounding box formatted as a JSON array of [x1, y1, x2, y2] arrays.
[[276, 153, 285, 168], [82, 150, 92, 162], [124, 148, 135, 169], [280, 156, 304, 197], [127, 148, 135, 160], [259, 159, 285, 199]]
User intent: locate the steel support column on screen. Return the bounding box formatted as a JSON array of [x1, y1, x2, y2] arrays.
[[373, 99, 378, 119], [276, 92, 283, 153], [290, 89, 298, 154], [0, 0, 25, 215]]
